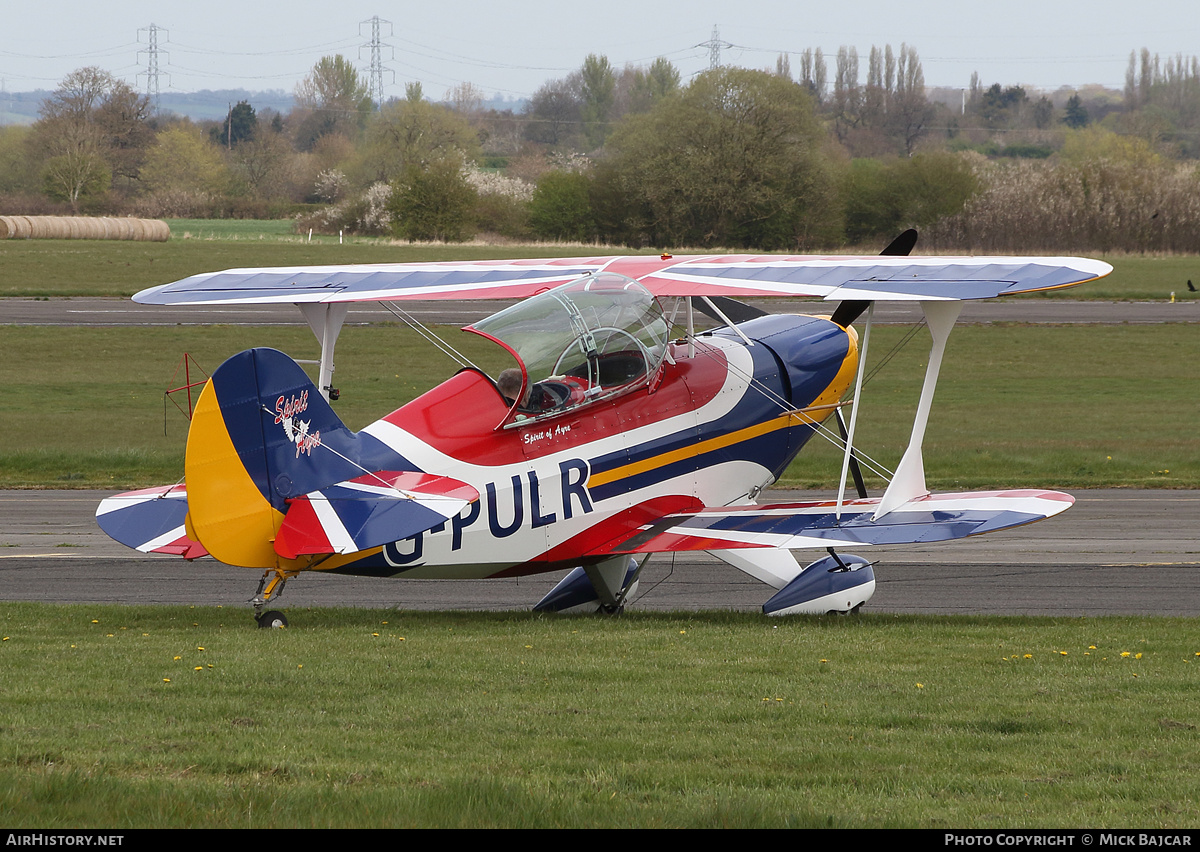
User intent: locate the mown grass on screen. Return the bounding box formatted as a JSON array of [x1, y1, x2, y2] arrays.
[[2, 322, 1195, 490], [2, 603, 1199, 827], [1, 222, 1197, 299]]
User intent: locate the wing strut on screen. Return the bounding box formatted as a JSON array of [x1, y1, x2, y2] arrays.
[[873, 300, 962, 518], [836, 302, 873, 518], [299, 303, 349, 402]]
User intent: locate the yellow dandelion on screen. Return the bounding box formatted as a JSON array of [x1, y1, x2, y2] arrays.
[[1060, 651, 1068, 656], [1136, 653, 1143, 660], [372, 632, 380, 637], [1121, 651, 1131, 658], [163, 678, 170, 683], [174, 656, 181, 660], [91, 620, 99, 624], [197, 646, 205, 651], [916, 683, 924, 689], [1089, 645, 1097, 650], [2, 637, 8, 642], [1024, 654, 1033, 659], [194, 666, 202, 671]]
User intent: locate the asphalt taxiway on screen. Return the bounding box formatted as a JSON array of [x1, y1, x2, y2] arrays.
[[2, 489, 1196, 617], [6, 296, 1200, 327]]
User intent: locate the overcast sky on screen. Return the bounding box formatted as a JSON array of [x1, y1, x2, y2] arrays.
[[3, 0, 1197, 100]]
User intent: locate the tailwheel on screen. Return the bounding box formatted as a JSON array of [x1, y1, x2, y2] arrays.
[[256, 610, 288, 629], [250, 568, 298, 628]]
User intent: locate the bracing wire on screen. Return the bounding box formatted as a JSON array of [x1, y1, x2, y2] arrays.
[[686, 335, 895, 482], [862, 320, 926, 387], [377, 301, 484, 373]]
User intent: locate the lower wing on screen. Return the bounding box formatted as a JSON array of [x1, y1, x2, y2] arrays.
[[590, 489, 1073, 554]]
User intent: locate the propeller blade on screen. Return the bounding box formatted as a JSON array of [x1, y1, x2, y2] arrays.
[[831, 229, 920, 328], [880, 228, 918, 257], [834, 408, 869, 499]]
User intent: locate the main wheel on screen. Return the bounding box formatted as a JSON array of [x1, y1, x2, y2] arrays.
[[257, 610, 288, 629]]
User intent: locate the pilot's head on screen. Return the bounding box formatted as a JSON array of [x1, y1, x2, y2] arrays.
[[497, 368, 528, 406]]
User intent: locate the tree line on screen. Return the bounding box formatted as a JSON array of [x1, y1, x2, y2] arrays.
[[2, 45, 1199, 253]]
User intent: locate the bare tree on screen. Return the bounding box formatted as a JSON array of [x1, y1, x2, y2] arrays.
[[293, 56, 372, 150], [32, 67, 152, 206]]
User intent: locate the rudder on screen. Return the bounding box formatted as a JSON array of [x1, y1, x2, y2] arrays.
[[184, 348, 362, 568]]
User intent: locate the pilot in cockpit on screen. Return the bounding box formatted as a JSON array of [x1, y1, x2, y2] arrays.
[[497, 368, 529, 409], [499, 366, 591, 415]]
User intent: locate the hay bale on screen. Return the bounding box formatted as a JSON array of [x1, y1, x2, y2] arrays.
[[0, 215, 170, 240], [146, 219, 171, 241], [110, 218, 134, 240]]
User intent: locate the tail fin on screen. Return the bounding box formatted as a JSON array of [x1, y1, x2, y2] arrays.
[[185, 348, 361, 568]]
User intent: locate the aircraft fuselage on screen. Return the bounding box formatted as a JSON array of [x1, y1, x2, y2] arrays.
[[324, 314, 856, 579]]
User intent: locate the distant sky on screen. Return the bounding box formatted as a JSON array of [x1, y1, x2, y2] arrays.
[[2, 0, 1198, 100]]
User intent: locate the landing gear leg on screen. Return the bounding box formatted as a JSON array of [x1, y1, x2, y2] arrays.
[[584, 555, 646, 615], [251, 569, 297, 628], [534, 556, 646, 614]]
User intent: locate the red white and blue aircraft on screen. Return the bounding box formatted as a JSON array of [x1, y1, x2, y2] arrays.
[[96, 234, 1111, 626]]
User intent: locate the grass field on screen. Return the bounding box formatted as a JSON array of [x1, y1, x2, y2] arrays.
[[3, 322, 1196, 490], [1, 221, 1198, 299], [2, 231, 1198, 829], [2, 603, 1199, 828]]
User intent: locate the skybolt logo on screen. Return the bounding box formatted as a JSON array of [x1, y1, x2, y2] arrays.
[[275, 392, 321, 457]]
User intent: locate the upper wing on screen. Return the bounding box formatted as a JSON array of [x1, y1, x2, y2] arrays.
[[134, 255, 1113, 306], [587, 489, 1074, 555]]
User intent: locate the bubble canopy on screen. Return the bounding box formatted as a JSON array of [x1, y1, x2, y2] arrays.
[[467, 273, 672, 421]]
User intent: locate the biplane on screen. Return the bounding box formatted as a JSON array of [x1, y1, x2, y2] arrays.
[[96, 233, 1111, 626]]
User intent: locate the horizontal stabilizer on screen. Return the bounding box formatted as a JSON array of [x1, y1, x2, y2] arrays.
[[95, 485, 209, 559], [274, 471, 478, 558], [594, 490, 1074, 554]]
